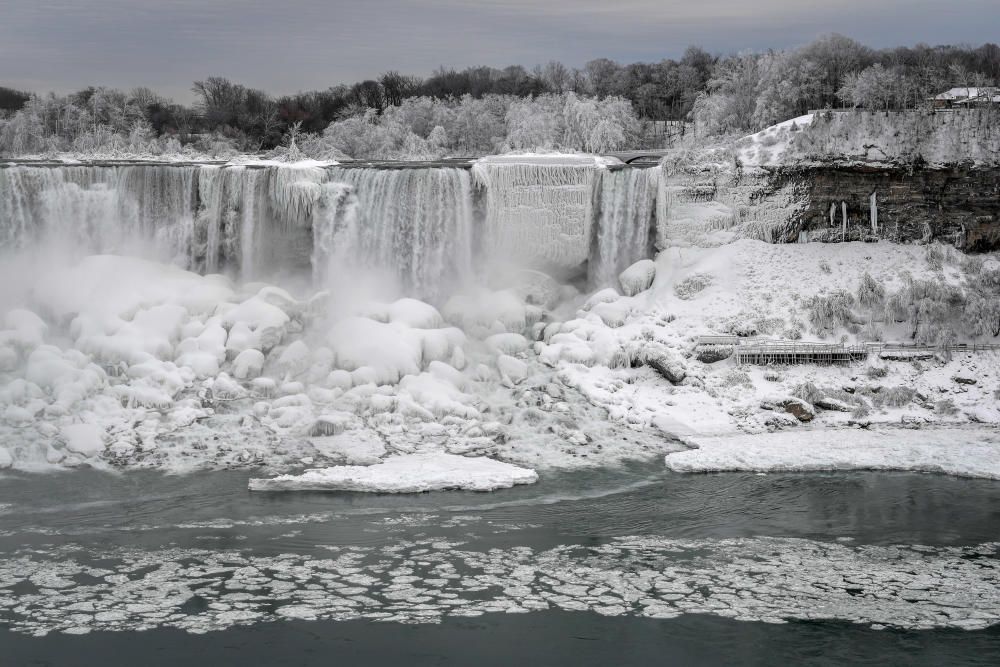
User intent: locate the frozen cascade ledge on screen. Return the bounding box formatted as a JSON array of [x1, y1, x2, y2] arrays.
[[248, 452, 539, 493]]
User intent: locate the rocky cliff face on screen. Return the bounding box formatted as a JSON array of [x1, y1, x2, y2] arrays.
[[764, 165, 1000, 251]]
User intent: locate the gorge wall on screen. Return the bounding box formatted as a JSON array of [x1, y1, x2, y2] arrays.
[[662, 163, 1000, 252], [775, 165, 1000, 251]]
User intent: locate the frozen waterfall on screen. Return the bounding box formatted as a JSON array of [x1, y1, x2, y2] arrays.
[[319, 167, 474, 299], [0, 165, 198, 264], [589, 167, 659, 289], [0, 159, 666, 296], [472, 155, 602, 274]]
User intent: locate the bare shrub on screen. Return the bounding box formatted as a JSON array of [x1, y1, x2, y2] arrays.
[[866, 364, 888, 379], [856, 272, 885, 309], [723, 369, 753, 388], [934, 398, 959, 416], [851, 405, 871, 419], [674, 273, 713, 300], [925, 244, 945, 271], [873, 386, 916, 407], [806, 290, 856, 335], [791, 382, 823, 404]]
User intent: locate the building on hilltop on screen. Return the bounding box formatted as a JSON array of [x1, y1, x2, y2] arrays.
[[929, 87, 1000, 109]]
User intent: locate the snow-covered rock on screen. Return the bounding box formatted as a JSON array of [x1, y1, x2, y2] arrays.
[[61, 423, 105, 457], [619, 259, 656, 296], [497, 355, 528, 385], [233, 349, 265, 380]]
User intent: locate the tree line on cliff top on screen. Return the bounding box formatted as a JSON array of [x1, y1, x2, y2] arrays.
[[1, 35, 997, 158]]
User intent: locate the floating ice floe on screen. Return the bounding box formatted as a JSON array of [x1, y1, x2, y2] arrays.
[[248, 452, 539, 493], [2, 535, 999, 636]]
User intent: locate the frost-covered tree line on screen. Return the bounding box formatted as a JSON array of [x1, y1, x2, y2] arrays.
[[298, 93, 641, 159], [1, 36, 998, 158], [692, 36, 999, 135]]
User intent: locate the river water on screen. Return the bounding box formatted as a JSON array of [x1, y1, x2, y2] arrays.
[[0, 463, 998, 665]]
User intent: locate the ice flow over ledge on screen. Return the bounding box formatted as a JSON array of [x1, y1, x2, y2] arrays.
[[0, 156, 662, 296]]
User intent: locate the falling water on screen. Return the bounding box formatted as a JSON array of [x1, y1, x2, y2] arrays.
[[589, 167, 659, 289], [0, 165, 197, 262], [320, 167, 474, 298], [1, 160, 666, 298]]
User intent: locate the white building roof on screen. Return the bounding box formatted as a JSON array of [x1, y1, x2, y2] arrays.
[[933, 87, 999, 101]]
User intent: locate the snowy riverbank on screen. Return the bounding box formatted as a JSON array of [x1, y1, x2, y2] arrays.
[[665, 426, 1000, 479]]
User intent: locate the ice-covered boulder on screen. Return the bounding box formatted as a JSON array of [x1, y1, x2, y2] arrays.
[[326, 369, 353, 390], [233, 348, 265, 380], [583, 288, 620, 311], [2, 309, 48, 348], [398, 372, 479, 418], [211, 372, 245, 400], [248, 452, 538, 493], [619, 259, 656, 296], [591, 301, 631, 328], [275, 340, 311, 377], [428, 360, 468, 390], [61, 423, 105, 458], [311, 412, 354, 437], [643, 344, 687, 384], [225, 322, 258, 359], [328, 317, 422, 385], [387, 298, 444, 329], [763, 396, 815, 423], [419, 327, 466, 365], [0, 346, 18, 372], [486, 333, 530, 356], [497, 354, 528, 385], [221, 296, 290, 333], [443, 289, 527, 334]]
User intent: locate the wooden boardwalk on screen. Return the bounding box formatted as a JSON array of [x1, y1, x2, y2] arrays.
[[695, 336, 1000, 366]]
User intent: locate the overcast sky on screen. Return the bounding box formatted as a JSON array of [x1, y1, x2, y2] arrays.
[[2, 0, 997, 101]]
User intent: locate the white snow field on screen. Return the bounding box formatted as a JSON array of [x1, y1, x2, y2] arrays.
[[248, 452, 539, 492]]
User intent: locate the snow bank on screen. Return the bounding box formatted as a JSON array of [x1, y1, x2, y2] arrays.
[[248, 452, 538, 493], [666, 427, 1000, 479]]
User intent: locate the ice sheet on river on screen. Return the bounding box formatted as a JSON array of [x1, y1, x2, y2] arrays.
[[248, 452, 539, 493], [665, 427, 1000, 479]]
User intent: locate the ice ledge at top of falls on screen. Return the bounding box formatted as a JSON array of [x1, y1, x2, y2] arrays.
[[474, 153, 623, 168], [1, 156, 341, 168]]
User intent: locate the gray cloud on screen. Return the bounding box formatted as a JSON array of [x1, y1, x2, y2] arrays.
[[0, 0, 996, 101]]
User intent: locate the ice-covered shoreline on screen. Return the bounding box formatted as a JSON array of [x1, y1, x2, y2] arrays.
[[664, 426, 1000, 479]]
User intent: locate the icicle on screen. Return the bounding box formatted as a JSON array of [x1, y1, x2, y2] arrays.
[[829, 201, 836, 227], [870, 191, 878, 235], [473, 155, 602, 270], [841, 201, 848, 241]]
